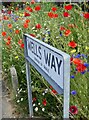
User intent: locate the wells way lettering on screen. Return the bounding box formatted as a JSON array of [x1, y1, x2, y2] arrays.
[[44, 50, 62, 75]]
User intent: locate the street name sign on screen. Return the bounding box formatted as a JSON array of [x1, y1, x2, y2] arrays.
[[24, 34, 70, 119]]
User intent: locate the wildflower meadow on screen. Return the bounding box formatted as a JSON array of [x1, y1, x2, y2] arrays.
[[1, 1, 89, 119]]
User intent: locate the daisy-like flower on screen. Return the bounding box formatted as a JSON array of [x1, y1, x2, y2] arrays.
[[35, 107, 38, 111], [42, 108, 45, 111]]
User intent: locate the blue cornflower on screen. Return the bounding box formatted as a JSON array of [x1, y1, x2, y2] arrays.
[[9, 30, 12, 32], [74, 54, 81, 58], [60, 31, 62, 36], [81, 71, 86, 74], [81, 54, 87, 58], [71, 75, 75, 79], [42, 38, 45, 41], [71, 90, 77, 95], [48, 31, 50, 35], [84, 63, 89, 67]]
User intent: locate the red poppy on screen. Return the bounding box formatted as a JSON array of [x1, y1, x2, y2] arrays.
[[51, 7, 57, 12], [83, 12, 89, 19], [50, 86, 53, 89], [70, 106, 78, 115], [76, 63, 86, 72], [64, 5, 72, 10], [7, 36, 11, 41], [24, 12, 30, 17], [15, 7, 19, 11], [20, 43, 24, 49], [63, 12, 70, 17], [30, 34, 36, 37], [3, 16, 9, 20], [70, 57, 73, 63], [2, 31, 7, 36], [35, 5, 41, 11], [7, 10, 11, 14], [53, 14, 58, 18], [68, 41, 77, 48], [35, 24, 41, 29], [48, 12, 54, 18], [23, 22, 29, 28], [31, 0, 35, 4], [64, 29, 71, 36], [68, 24, 75, 28], [73, 58, 83, 65], [25, 19, 30, 23], [7, 23, 12, 29], [42, 99, 47, 106], [18, 39, 22, 45], [32, 97, 37, 102], [6, 41, 11, 46], [60, 26, 66, 31], [28, 7, 33, 12], [52, 89, 58, 95], [25, 6, 30, 10], [15, 29, 20, 34]]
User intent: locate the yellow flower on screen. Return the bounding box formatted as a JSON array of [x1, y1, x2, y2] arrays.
[[15, 56, 18, 59], [20, 14, 23, 17], [70, 49, 76, 53], [85, 46, 89, 50], [88, 30, 89, 33], [17, 12, 19, 15]]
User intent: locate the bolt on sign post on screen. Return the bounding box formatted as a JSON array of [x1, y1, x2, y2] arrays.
[[24, 34, 70, 119]]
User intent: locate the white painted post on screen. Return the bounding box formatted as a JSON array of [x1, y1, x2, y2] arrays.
[[26, 61, 33, 117], [63, 57, 70, 119]]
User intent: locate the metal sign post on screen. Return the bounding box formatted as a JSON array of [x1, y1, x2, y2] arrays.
[[24, 34, 70, 119]]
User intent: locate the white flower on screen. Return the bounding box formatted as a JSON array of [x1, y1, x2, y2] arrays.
[[17, 100, 20, 103], [33, 104, 35, 107], [21, 98, 23, 101], [45, 89, 48, 93], [38, 103, 40, 105], [42, 108, 45, 111], [42, 93, 45, 96], [35, 107, 38, 111], [16, 94, 18, 97], [32, 85, 34, 88], [22, 70, 24, 73]]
